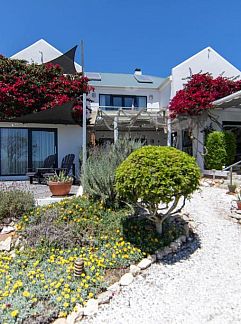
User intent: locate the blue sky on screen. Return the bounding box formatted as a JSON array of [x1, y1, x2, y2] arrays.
[[1, 0, 241, 77]]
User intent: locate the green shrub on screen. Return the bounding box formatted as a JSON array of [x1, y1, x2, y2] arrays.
[[224, 131, 236, 165], [0, 189, 34, 222], [81, 138, 142, 206], [205, 131, 236, 169], [20, 197, 129, 248], [115, 146, 200, 234]]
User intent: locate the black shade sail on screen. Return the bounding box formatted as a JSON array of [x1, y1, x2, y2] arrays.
[[46, 46, 78, 74], [10, 101, 79, 125]]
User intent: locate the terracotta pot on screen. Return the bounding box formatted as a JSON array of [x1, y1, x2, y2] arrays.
[[237, 201, 241, 210], [48, 181, 72, 196]]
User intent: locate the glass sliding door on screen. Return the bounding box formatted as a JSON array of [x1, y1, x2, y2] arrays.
[[31, 129, 57, 170], [0, 128, 28, 175], [0, 128, 57, 176]]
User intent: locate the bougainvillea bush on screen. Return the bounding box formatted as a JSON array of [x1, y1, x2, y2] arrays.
[[169, 73, 241, 118], [0, 197, 182, 323], [0, 55, 93, 121]]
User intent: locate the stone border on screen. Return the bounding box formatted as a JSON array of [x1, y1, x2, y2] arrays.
[[61, 213, 196, 324]]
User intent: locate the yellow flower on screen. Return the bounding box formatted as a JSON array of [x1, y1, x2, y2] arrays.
[[59, 311, 67, 317], [11, 310, 19, 317], [56, 296, 62, 302], [22, 291, 30, 298], [88, 292, 94, 298], [63, 302, 69, 308]]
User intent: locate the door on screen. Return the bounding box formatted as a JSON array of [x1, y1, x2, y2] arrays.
[[30, 129, 57, 170]]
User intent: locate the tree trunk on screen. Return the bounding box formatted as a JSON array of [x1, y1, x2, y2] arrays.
[[155, 219, 163, 235]]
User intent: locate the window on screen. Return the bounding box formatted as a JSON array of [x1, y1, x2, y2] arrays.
[[0, 128, 57, 176], [99, 94, 147, 110]]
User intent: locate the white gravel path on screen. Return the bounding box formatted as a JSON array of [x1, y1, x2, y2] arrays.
[[85, 187, 241, 324]]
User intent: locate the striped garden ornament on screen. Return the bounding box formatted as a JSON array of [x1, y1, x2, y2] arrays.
[[74, 258, 84, 277]]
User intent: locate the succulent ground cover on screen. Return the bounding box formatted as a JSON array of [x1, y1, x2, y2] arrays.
[[0, 196, 183, 323]]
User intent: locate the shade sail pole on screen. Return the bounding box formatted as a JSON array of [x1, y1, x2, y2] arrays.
[[81, 40, 87, 193]]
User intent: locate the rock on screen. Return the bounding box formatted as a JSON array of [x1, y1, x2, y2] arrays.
[[83, 298, 99, 316], [175, 238, 182, 245], [170, 242, 179, 252], [184, 224, 190, 237], [156, 251, 165, 260], [97, 290, 113, 305], [14, 237, 20, 248], [52, 319, 67, 324], [137, 258, 152, 270], [162, 246, 172, 256], [107, 282, 121, 294], [147, 254, 157, 263], [1, 226, 15, 234], [231, 213, 241, 220], [119, 273, 134, 286], [201, 181, 210, 187], [129, 264, 141, 276], [179, 235, 187, 243], [0, 236, 11, 251], [9, 250, 16, 258], [66, 307, 84, 324]]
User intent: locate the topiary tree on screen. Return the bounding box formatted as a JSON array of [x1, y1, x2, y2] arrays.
[[115, 146, 201, 235], [205, 131, 236, 170]]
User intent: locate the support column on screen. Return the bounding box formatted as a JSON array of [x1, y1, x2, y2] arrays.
[[114, 116, 118, 143]]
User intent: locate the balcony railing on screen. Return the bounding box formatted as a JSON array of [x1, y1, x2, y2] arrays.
[[99, 105, 146, 111]]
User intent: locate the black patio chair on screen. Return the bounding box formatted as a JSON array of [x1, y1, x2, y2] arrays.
[[26, 154, 56, 184], [43, 154, 76, 183]]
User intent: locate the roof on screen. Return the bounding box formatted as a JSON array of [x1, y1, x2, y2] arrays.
[[88, 72, 167, 89], [173, 46, 241, 76], [213, 90, 241, 109], [11, 39, 82, 72]]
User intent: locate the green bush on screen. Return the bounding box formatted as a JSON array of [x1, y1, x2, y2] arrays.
[[81, 138, 142, 206], [115, 146, 200, 234], [205, 131, 236, 170], [20, 197, 130, 248], [224, 131, 236, 165], [0, 189, 34, 222]]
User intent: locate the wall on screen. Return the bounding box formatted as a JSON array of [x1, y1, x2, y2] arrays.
[[171, 47, 241, 97], [0, 122, 82, 180]]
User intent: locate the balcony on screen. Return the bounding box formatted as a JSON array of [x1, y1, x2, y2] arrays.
[[99, 105, 145, 112]]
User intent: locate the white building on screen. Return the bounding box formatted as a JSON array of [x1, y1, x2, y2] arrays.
[[1, 39, 241, 180], [170, 47, 241, 170], [0, 39, 170, 180]]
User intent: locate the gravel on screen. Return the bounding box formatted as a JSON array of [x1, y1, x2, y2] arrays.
[[0, 181, 79, 199], [84, 187, 241, 324]]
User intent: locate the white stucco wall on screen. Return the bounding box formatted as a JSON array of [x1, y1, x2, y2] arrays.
[[0, 122, 82, 180], [171, 47, 241, 97]]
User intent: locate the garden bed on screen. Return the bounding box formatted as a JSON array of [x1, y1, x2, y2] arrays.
[[0, 196, 185, 323]]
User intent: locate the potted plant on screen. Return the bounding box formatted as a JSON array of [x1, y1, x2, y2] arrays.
[[47, 171, 73, 196], [228, 183, 237, 194]]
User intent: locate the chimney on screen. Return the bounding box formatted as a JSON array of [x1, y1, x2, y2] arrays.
[[134, 68, 142, 76]]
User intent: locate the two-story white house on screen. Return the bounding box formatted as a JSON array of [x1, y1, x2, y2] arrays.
[[0, 39, 170, 180], [87, 69, 170, 146], [2, 39, 241, 180]]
